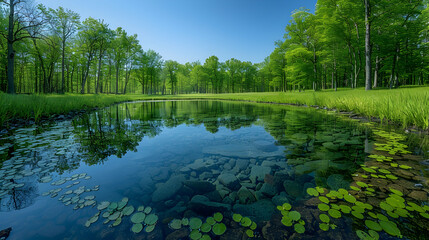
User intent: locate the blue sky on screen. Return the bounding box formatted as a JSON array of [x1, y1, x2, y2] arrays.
[[40, 0, 316, 64]]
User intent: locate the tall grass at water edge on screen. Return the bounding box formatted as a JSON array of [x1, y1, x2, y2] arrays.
[[0, 87, 428, 130], [192, 87, 429, 130]]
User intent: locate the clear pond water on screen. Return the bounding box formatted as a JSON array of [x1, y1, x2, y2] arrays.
[[0, 100, 428, 240]]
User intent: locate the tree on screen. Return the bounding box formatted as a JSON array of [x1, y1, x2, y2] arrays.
[[204, 56, 220, 93], [77, 17, 101, 94], [163, 60, 179, 95], [46, 6, 80, 93], [0, 0, 45, 94]]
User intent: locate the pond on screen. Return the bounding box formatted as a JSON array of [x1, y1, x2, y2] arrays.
[[0, 100, 428, 240]]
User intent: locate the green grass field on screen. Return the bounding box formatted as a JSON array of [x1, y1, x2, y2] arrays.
[[1, 86, 428, 129]]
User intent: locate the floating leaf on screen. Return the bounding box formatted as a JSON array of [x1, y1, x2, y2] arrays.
[[315, 187, 325, 194], [201, 223, 211, 233], [294, 223, 305, 234], [189, 218, 203, 229], [250, 222, 257, 230], [108, 211, 121, 221], [213, 212, 223, 222], [289, 211, 301, 221], [380, 220, 401, 237], [131, 223, 143, 233], [145, 214, 158, 225], [306, 188, 319, 196], [112, 217, 122, 227], [144, 206, 152, 214], [206, 217, 215, 225], [212, 223, 226, 235], [356, 182, 368, 188], [246, 229, 254, 237], [145, 224, 155, 233], [122, 206, 134, 216], [319, 196, 330, 204], [319, 223, 329, 231], [352, 211, 364, 219], [241, 217, 252, 227], [170, 219, 182, 230], [389, 188, 403, 196], [190, 229, 202, 240], [131, 212, 146, 224], [201, 234, 211, 240], [282, 203, 292, 211], [97, 201, 110, 211], [328, 209, 341, 218], [319, 214, 330, 223], [182, 218, 189, 226], [339, 205, 351, 214], [365, 220, 382, 231], [232, 214, 242, 222], [318, 203, 330, 211], [344, 194, 357, 203]]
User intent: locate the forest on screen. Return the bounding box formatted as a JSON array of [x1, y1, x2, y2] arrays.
[[1, 0, 428, 95]]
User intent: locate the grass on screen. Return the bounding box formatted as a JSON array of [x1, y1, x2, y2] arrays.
[[1, 86, 428, 130]]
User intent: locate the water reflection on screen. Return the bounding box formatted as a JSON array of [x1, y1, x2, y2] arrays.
[[0, 100, 427, 240]]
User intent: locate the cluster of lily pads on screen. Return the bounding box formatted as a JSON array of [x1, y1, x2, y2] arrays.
[[40, 173, 99, 209], [87, 198, 158, 234], [372, 130, 411, 155], [169, 212, 227, 240], [232, 213, 257, 237], [276, 202, 306, 234]]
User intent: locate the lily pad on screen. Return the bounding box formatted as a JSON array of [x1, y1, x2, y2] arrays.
[[213, 212, 223, 222], [289, 211, 301, 221], [170, 219, 182, 230], [282, 203, 292, 211], [190, 230, 202, 240], [144, 214, 158, 225], [232, 213, 242, 222], [379, 220, 401, 237], [189, 217, 203, 229], [201, 223, 211, 233], [318, 203, 330, 211], [112, 217, 122, 227], [306, 188, 319, 196], [246, 229, 254, 237], [319, 223, 329, 231], [365, 220, 382, 231], [145, 224, 155, 233], [344, 194, 357, 203], [328, 209, 341, 218], [319, 196, 330, 204], [206, 217, 215, 225], [294, 223, 305, 233], [319, 214, 330, 223], [108, 211, 121, 221], [144, 206, 152, 214], [212, 223, 226, 235], [131, 212, 146, 224], [131, 223, 143, 233], [122, 206, 134, 216], [241, 217, 252, 227]]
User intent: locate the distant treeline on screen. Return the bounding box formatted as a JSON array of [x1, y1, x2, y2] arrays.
[[0, 0, 428, 94]]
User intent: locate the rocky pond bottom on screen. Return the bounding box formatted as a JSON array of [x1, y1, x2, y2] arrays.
[[0, 100, 428, 240]]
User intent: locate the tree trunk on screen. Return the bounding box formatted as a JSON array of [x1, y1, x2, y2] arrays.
[[61, 39, 66, 94], [7, 0, 15, 94], [365, 0, 372, 90], [115, 64, 119, 94], [373, 55, 379, 88]]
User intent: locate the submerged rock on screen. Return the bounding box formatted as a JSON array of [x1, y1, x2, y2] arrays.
[[183, 180, 216, 194], [237, 186, 257, 204], [189, 195, 231, 215], [259, 183, 278, 197], [152, 175, 186, 202], [218, 173, 241, 190], [250, 166, 271, 183], [283, 180, 303, 198]]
